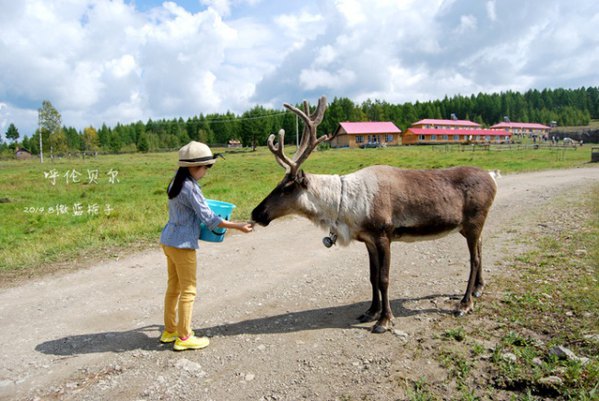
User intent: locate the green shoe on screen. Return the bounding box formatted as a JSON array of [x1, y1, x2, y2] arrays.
[[160, 330, 194, 343], [173, 335, 210, 351]]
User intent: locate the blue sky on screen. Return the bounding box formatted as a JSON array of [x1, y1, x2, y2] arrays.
[[1, 0, 598, 139]]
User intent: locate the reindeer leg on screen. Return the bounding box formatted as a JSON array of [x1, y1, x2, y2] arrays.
[[473, 237, 485, 298], [456, 232, 481, 317], [358, 242, 381, 323], [373, 237, 393, 333]]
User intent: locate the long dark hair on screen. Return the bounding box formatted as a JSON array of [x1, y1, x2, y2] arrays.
[[167, 167, 192, 199]]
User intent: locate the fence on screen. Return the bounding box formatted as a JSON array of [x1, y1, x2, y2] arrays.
[[431, 143, 581, 153]]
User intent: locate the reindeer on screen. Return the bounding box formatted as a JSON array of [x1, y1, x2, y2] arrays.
[[251, 97, 497, 333]]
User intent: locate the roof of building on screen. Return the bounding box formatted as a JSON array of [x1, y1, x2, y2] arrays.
[[335, 121, 401, 135], [406, 128, 511, 136], [412, 119, 481, 128], [490, 122, 551, 130]]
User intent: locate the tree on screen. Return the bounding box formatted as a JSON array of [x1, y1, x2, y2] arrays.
[[64, 126, 81, 150], [48, 129, 68, 155], [137, 131, 150, 152], [5, 123, 19, 143], [109, 129, 123, 153], [98, 123, 111, 149], [22, 136, 31, 151], [82, 126, 100, 152], [38, 100, 62, 162], [240, 106, 275, 149]]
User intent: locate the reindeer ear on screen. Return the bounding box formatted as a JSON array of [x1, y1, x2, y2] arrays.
[[295, 170, 308, 187]]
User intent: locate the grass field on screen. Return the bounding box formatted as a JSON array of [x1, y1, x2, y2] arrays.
[[407, 185, 598, 400], [0, 144, 594, 272]]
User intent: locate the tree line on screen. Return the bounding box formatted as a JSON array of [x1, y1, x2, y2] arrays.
[[2, 86, 598, 155]]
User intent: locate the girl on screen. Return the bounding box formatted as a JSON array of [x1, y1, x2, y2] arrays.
[[159, 141, 253, 351]]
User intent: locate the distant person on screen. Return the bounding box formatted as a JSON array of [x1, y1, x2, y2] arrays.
[[159, 141, 253, 351]]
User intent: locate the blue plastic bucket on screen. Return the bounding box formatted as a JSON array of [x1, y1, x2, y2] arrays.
[[199, 199, 236, 242]]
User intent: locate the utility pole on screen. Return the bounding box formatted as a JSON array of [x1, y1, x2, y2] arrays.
[[38, 112, 43, 163]]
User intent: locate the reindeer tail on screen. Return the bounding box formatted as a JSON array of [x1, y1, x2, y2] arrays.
[[488, 169, 502, 181]]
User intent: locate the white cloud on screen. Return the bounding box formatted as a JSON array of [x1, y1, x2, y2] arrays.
[[486, 0, 497, 21], [455, 15, 477, 34], [274, 9, 325, 50], [200, 0, 232, 16], [0, 102, 8, 135], [314, 45, 337, 67], [299, 68, 356, 90], [107, 54, 138, 79], [334, 0, 366, 27], [0, 0, 597, 138]]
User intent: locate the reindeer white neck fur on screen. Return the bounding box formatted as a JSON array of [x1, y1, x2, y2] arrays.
[[297, 171, 379, 246]]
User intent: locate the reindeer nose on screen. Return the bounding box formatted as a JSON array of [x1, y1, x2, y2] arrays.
[[251, 208, 270, 226]]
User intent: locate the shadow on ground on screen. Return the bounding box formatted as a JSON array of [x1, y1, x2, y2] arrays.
[[35, 324, 166, 356], [36, 293, 456, 356]]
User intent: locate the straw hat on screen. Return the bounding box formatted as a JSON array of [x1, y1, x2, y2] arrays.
[[178, 141, 218, 167]]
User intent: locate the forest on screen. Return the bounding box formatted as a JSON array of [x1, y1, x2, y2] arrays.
[[2, 86, 598, 155]]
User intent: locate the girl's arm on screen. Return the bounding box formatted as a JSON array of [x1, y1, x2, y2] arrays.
[[218, 220, 253, 233]]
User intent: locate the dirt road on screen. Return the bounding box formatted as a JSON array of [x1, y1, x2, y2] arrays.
[[1, 166, 598, 401]]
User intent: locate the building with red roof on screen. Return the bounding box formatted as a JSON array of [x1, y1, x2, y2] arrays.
[[331, 122, 401, 148], [412, 119, 481, 129], [402, 118, 511, 145], [490, 122, 551, 138]]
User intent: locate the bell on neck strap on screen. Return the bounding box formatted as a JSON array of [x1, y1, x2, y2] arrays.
[[322, 231, 337, 248]]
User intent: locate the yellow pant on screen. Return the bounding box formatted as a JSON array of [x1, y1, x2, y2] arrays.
[[161, 245, 197, 339]]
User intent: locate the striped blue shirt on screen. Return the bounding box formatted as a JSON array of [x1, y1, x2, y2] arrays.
[[160, 178, 222, 249]]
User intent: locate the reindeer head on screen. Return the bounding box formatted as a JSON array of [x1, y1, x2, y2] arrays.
[[251, 96, 330, 226]]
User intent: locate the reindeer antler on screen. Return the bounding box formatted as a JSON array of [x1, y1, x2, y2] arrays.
[[267, 96, 329, 176]]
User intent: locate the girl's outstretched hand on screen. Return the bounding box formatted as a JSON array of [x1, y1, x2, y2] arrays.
[[218, 220, 253, 233], [236, 222, 253, 233]]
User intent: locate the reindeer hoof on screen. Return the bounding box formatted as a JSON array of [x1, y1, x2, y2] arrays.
[[473, 285, 485, 298], [372, 324, 387, 334], [454, 309, 467, 317], [455, 303, 473, 317]]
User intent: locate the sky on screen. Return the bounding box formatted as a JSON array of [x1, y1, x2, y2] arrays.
[[1, 0, 598, 139]]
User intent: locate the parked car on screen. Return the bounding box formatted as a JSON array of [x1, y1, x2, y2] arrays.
[[359, 142, 385, 149]]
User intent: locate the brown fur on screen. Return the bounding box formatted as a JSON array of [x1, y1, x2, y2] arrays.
[[252, 165, 497, 333]]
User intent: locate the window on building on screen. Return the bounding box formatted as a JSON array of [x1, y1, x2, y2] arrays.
[[355, 135, 364, 143], [418, 135, 425, 141], [386, 134, 394, 143], [442, 135, 448, 140], [368, 135, 379, 143], [431, 135, 437, 140], [453, 135, 460, 141]]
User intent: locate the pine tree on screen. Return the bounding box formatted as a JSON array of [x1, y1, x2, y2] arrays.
[[6, 123, 19, 143]]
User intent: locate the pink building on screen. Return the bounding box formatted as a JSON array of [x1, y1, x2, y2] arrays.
[[331, 122, 401, 148]]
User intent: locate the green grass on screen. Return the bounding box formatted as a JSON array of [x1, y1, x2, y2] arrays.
[[0, 145, 594, 272], [412, 184, 598, 400], [483, 188, 599, 399]]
